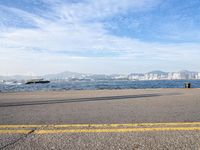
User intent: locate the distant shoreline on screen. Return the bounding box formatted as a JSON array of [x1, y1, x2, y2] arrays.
[[1, 79, 200, 93]]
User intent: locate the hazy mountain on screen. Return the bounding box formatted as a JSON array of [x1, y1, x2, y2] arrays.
[[0, 75, 39, 80], [179, 70, 197, 73], [44, 71, 88, 79], [0, 70, 200, 81], [147, 70, 168, 75]]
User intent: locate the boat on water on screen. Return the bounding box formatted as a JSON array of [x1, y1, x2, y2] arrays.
[[25, 79, 50, 84]]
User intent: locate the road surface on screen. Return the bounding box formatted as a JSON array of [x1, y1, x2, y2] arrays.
[[0, 89, 200, 149]]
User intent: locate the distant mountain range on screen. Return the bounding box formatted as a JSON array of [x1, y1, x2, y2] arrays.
[[1, 70, 200, 81]]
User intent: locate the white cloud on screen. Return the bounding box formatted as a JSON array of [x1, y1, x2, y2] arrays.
[[1, 0, 200, 75], [0, 0, 160, 55], [56, 0, 160, 21]]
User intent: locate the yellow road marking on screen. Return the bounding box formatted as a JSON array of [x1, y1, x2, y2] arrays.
[[0, 127, 200, 134], [1, 122, 200, 128], [1, 122, 200, 134], [35, 127, 200, 134]]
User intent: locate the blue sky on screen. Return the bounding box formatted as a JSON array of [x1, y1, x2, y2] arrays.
[[0, 0, 200, 75]]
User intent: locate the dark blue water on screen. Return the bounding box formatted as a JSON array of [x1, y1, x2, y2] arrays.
[[0, 80, 200, 93]]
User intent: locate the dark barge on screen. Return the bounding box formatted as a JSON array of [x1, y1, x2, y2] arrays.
[[25, 79, 50, 84]]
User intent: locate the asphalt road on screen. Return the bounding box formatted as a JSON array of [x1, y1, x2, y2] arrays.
[[0, 89, 200, 149]]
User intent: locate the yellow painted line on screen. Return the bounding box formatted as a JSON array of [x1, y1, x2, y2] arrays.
[[1, 127, 200, 134], [1, 122, 200, 128], [35, 127, 200, 134]]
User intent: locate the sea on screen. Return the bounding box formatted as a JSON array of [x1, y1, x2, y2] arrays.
[[0, 80, 200, 93]]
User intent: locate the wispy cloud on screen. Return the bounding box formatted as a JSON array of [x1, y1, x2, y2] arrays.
[[0, 0, 161, 55], [1, 0, 200, 75]]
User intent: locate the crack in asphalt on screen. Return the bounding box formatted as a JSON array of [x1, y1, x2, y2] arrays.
[[0, 129, 36, 150]]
